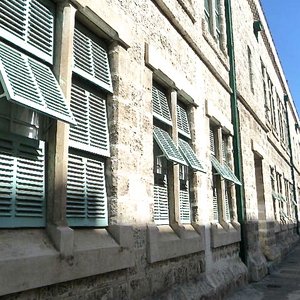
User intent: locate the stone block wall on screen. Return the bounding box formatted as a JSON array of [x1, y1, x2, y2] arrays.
[[1, 0, 299, 299]]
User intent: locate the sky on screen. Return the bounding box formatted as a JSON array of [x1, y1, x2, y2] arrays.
[[260, 0, 300, 113]]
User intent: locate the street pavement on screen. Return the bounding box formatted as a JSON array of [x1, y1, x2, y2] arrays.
[[226, 242, 300, 300]]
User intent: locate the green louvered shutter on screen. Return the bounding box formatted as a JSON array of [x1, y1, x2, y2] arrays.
[[223, 163, 241, 185], [179, 139, 205, 172], [153, 184, 169, 225], [67, 153, 108, 227], [73, 26, 112, 93], [211, 155, 241, 185], [28, 0, 54, 59], [224, 184, 231, 221], [0, 0, 54, 63], [210, 128, 216, 155], [212, 179, 219, 222], [0, 134, 45, 227], [177, 104, 191, 138], [69, 84, 110, 157], [152, 85, 172, 126], [0, 42, 75, 124], [153, 126, 187, 165], [179, 189, 190, 224], [222, 137, 227, 162]]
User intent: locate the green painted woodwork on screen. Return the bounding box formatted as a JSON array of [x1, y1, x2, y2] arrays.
[[73, 25, 113, 93], [69, 83, 110, 157], [178, 139, 205, 172], [152, 85, 172, 126], [153, 184, 169, 225], [0, 133, 45, 227], [153, 126, 187, 166], [0, 0, 54, 64], [0, 42, 76, 124], [177, 104, 191, 138], [67, 151, 108, 227]]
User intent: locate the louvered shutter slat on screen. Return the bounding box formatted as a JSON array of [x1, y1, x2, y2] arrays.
[[0, 155, 14, 217], [86, 159, 107, 220], [154, 184, 169, 224], [0, 42, 75, 124], [179, 139, 205, 172], [92, 41, 111, 84], [28, 0, 54, 57], [0, 135, 45, 227], [153, 126, 187, 165], [69, 84, 110, 156], [73, 28, 93, 74], [224, 185, 230, 221], [73, 27, 113, 93], [210, 129, 215, 154], [0, 0, 54, 63], [69, 85, 89, 144], [152, 86, 172, 126], [213, 193, 219, 221], [211, 155, 240, 185], [0, 44, 42, 105], [0, 0, 27, 40], [15, 141, 44, 219], [89, 94, 109, 153], [179, 189, 190, 224], [223, 163, 242, 185], [67, 153, 108, 226], [177, 105, 191, 138]]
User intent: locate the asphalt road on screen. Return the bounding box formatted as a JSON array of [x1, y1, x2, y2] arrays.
[[226, 242, 300, 300]]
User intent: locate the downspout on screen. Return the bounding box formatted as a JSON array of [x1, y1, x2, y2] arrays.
[[224, 0, 246, 262], [284, 95, 299, 234]]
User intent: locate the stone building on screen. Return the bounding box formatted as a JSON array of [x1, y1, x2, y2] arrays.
[[0, 0, 299, 299]]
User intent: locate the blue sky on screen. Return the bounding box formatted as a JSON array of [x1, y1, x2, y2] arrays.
[[260, 0, 300, 113]]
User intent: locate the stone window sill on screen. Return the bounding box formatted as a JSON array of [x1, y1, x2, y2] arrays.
[[210, 221, 241, 248], [0, 225, 134, 296], [146, 222, 205, 263]]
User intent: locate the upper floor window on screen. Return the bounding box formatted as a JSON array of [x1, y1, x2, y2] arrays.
[[204, 0, 223, 47], [247, 46, 254, 93]]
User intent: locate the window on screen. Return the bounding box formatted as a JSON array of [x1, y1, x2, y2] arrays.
[[273, 171, 286, 222], [204, 0, 223, 46], [270, 167, 278, 221], [0, 0, 74, 228], [66, 23, 112, 227], [278, 100, 288, 148], [247, 46, 254, 93], [210, 126, 241, 223], [262, 62, 270, 123], [204, 0, 212, 33], [262, 62, 279, 134], [152, 83, 204, 225]]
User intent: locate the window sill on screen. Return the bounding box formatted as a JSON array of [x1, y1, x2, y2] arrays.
[[210, 221, 241, 248], [0, 225, 134, 296], [146, 222, 205, 263]]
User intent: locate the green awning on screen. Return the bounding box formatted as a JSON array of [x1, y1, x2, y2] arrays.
[[179, 139, 205, 172], [154, 126, 187, 165], [211, 155, 241, 185]]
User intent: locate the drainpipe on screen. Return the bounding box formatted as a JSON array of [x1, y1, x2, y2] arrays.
[[284, 95, 299, 234], [224, 0, 246, 262]]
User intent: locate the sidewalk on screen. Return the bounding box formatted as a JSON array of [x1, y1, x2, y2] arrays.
[[226, 242, 300, 300]]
